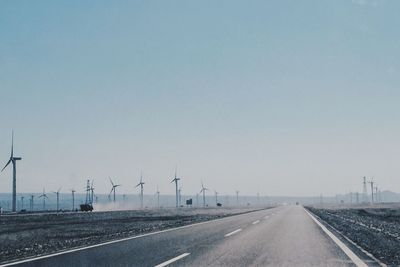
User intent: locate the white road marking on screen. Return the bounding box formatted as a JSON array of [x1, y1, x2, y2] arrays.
[[264, 215, 270, 219], [224, 228, 242, 237], [0, 208, 277, 267], [304, 208, 368, 267], [154, 253, 190, 267], [252, 220, 260, 225]]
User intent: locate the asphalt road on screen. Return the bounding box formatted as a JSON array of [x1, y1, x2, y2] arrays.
[[6, 206, 366, 267]]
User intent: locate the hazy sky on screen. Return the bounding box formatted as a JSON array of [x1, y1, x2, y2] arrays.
[[1, 0, 399, 196]]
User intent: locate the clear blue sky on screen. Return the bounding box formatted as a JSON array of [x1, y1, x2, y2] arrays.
[[0, 0, 399, 196]]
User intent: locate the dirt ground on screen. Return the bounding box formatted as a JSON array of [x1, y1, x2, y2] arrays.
[[307, 205, 400, 265], [0, 207, 266, 264]]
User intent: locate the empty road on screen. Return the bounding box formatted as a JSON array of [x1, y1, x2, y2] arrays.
[[3, 206, 376, 267]]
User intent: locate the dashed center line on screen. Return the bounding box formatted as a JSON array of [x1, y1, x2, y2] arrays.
[[252, 220, 260, 225], [154, 253, 190, 267], [224, 228, 242, 237], [264, 215, 270, 219]]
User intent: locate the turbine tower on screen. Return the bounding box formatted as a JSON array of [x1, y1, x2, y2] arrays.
[[170, 167, 181, 208], [199, 181, 208, 207], [135, 172, 145, 209], [214, 190, 219, 206], [20, 196, 24, 210], [29, 194, 34, 211], [109, 177, 120, 202], [178, 187, 182, 206], [53, 187, 62, 212], [38, 188, 48, 210], [236, 190, 239, 206], [1, 131, 22, 212]]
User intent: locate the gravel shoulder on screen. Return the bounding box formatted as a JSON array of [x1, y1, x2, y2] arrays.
[[306, 205, 400, 266], [0, 207, 269, 264]]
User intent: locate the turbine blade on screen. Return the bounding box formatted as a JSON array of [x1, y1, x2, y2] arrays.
[[1, 159, 12, 172], [175, 165, 177, 179], [109, 177, 114, 186], [11, 130, 14, 158]]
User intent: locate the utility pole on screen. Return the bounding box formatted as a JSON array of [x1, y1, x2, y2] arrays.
[[368, 179, 374, 204], [85, 180, 90, 204], [362, 176, 368, 203]]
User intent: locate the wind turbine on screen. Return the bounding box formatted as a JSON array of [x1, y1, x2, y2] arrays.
[[29, 194, 34, 211], [20, 196, 24, 210], [178, 187, 182, 207], [109, 177, 120, 202], [135, 172, 145, 208], [1, 131, 22, 212], [38, 188, 48, 210], [71, 189, 76, 211], [236, 190, 239, 206], [214, 190, 219, 206], [156, 186, 160, 208], [170, 167, 181, 208], [53, 187, 62, 212], [199, 181, 208, 207]]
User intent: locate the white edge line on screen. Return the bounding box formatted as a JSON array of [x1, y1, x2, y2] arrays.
[[0, 209, 274, 267], [252, 220, 260, 225], [154, 253, 190, 267], [304, 208, 368, 267], [224, 228, 242, 237]]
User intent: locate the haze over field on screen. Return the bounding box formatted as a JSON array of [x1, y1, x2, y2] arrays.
[[1, 0, 400, 197]]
